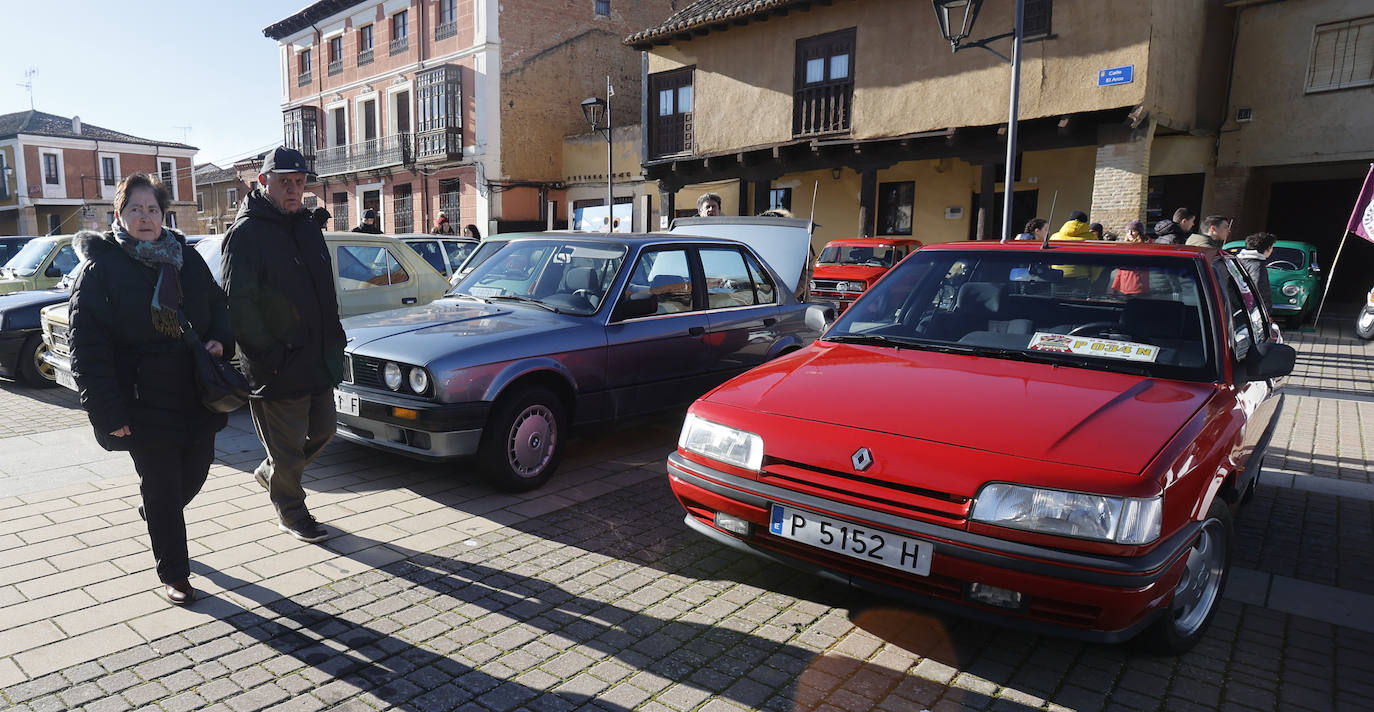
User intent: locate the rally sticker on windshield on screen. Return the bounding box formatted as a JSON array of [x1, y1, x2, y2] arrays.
[[1027, 332, 1160, 363]]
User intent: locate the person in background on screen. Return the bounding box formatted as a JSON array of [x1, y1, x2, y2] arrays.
[[463, 224, 482, 240], [1089, 222, 1106, 240], [68, 174, 234, 605], [222, 147, 345, 544], [433, 212, 456, 235], [352, 208, 383, 234], [1015, 217, 1049, 241], [1237, 232, 1276, 310], [1110, 220, 1150, 295], [697, 193, 723, 217], [1186, 215, 1232, 248], [758, 208, 793, 218], [1154, 207, 1196, 244], [1122, 219, 1146, 243], [1049, 211, 1098, 242], [310, 206, 331, 230]]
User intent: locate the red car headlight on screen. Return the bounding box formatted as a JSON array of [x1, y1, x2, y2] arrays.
[[971, 483, 1162, 544], [679, 413, 764, 472]]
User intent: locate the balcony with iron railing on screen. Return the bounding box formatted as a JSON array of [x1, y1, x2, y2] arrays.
[[328, 59, 342, 76], [314, 134, 412, 177], [297, 71, 313, 87], [435, 21, 457, 41], [358, 48, 374, 66], [389, 36, 409, 56]]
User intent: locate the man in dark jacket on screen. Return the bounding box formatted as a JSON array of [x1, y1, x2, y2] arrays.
[[1153, 207, 1196, 245], [352, 209, 383, 234], [1237, 231, 1276, 310], [222, 147, 345, 543]]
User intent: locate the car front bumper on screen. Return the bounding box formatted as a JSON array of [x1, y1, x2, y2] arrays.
[[334, 387, 490, 461], [666, 451, 1201, 643]]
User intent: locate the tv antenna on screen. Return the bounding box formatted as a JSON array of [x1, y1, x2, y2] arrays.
[[173, 125, 192, 143], [18, 67, 37, 110]]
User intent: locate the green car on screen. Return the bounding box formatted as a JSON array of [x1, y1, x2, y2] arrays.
[[1223, 239, 1321, 325]]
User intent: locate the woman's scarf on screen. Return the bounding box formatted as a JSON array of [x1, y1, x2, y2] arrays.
[[113, 227, 184, 339]]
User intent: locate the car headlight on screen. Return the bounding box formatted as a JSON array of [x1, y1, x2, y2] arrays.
[[809, 280, 818, 291], [407, 366, 430, 394], [971, 483, 1162, 544], [1281, 283, 1302, 296], [679, 413, 764, 471], [846, 282, 867, 293], [383, 362, 403, 391]]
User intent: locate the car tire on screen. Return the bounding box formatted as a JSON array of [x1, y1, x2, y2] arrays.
[[478, 385, 567, 492], [1139, 500, 1232, 655], [1356, 306, 1374, 341], [18, 334, 57, 388]]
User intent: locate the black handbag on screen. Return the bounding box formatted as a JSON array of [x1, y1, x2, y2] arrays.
[[179, 314, 249, 413]]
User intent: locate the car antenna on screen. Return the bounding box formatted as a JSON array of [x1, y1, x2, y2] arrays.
[[808, 180, 819, 238]]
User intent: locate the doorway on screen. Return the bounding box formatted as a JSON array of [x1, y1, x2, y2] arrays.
[[968, 190, 1038, 241], [1264, 177, 1372, 305]]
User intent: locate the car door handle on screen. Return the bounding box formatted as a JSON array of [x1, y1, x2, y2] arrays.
[[688, 326, 705, 337], [402, 297, 417, 304], [763, 318, 776, 327]]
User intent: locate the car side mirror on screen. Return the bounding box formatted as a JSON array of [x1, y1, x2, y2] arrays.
[[805, 303, 835, 332], [44, 265, 61, 278], [613, 292, 658, 321], [1240, 342, 1296, 383]]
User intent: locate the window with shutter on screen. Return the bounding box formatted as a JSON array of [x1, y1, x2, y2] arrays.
[[1307, 16, 1374, 93], [649, 67, 694, 158]]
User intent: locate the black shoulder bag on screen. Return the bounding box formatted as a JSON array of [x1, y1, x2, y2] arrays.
[[178, 313, 250, 413]]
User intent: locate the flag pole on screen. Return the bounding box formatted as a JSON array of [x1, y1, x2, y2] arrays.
[[1311, 230, 1351, 328]]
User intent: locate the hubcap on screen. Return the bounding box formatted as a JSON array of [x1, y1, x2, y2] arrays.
[[1359, 310, 1374, 330], [507, 404, 555, 477], [1171, 520, 1225, 636], [33, 342, 55, 381]]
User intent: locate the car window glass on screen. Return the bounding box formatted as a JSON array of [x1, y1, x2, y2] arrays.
[[196, 240, 224, 284], [1267, 246, 1305, 269], [52, 245, 79, 274], [700, 248, 758, 309], [745, 251, 776, 304], [7, 239, 55, 276], [442, 240, 476, 269], [630, 248, 694, 315], [409, 240, 447, 273], [337, 245, 394, 290], [386, 249, 410, 285]]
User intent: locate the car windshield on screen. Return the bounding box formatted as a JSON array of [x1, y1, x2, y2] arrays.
[[451, 239, 627, 316], [818, 243, 898, 268], [4, 238, 57, 277], [827, 249, 1216, 380], [1268, 246, 1305, 270]]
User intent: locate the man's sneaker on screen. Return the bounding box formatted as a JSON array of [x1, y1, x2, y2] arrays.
[[279, 516, 329, 543], [253, 465, 270, 491]]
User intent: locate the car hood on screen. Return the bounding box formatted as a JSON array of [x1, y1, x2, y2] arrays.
[[0, 278, 36, 295], [0, 288, 67, 311], [342, 297, 586, 364], [812, 264, 888, 282], [704, 342, 1213, 473]]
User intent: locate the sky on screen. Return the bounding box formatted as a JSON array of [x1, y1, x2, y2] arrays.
[[0, 0, 306, 170]]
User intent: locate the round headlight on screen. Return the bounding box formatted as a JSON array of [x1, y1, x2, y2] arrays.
[[383, 362, 403, 390], [1281, 283, 1301, 296], [408, 367, 430, 394], [809, 280, 818, 291]]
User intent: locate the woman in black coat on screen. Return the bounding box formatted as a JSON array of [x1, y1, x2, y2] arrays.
[[69, 174, 234, 605]]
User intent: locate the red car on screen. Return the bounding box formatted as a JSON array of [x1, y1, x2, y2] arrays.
[[667, 241, 1295, 653], [810, 237, 922, 312]]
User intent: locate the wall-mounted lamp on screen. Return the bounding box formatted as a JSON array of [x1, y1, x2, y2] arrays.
[[831, 167, 842, 180]]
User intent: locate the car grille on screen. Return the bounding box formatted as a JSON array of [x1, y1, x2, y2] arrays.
[[350, 355, 384, 390], [812, 279, 857, 293], [760, 458, 972, 525], [48, 323, 72, 357]]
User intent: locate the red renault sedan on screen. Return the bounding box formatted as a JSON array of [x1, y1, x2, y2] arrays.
[[667, 241, 1295, 653]]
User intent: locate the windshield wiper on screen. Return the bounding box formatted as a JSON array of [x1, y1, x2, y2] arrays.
[[968, 346, 1152, 375], [488, 294, 562, 313], [447, 291, 492, 304], [824, 333, 933, 350]]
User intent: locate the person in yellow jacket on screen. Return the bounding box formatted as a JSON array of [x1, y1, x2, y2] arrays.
[[1049, 211, 1101, 281]]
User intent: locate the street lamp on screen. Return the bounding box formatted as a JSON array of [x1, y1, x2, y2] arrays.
[[580, 77, 614, 230], [931, 0, 1023, 242]]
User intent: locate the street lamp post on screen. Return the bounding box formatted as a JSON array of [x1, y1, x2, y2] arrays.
[[931, 0, 1024, 242], [580, 76, 614, 229]]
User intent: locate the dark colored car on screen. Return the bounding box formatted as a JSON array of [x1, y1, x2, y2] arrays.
[[333, 219, 831, 492], [668, 241, 1294, 653], [0, 282, 72, 386]]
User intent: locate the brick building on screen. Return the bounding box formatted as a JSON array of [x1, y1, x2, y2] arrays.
[[192, 163, 252, 235], [0, 110, 196, 236], [625, 0, 1242, 250], [264, 0, 673, 236]]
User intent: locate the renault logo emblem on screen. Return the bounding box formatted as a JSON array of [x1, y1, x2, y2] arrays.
[[851, 448, 873, 472]]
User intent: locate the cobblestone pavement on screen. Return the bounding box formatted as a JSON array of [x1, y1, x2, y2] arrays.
[[1, 320, 1373, 711]]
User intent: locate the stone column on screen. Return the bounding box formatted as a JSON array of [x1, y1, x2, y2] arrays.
[[1090, 120, 1155, 233]]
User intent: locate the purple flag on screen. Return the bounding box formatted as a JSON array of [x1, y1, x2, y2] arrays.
[[1347, 165, 1374, 243]]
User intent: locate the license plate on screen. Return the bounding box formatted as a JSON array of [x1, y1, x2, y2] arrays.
[[55, 368, 76, 392], [769, 504, 933, 576], [334, 389, 359, 416]]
